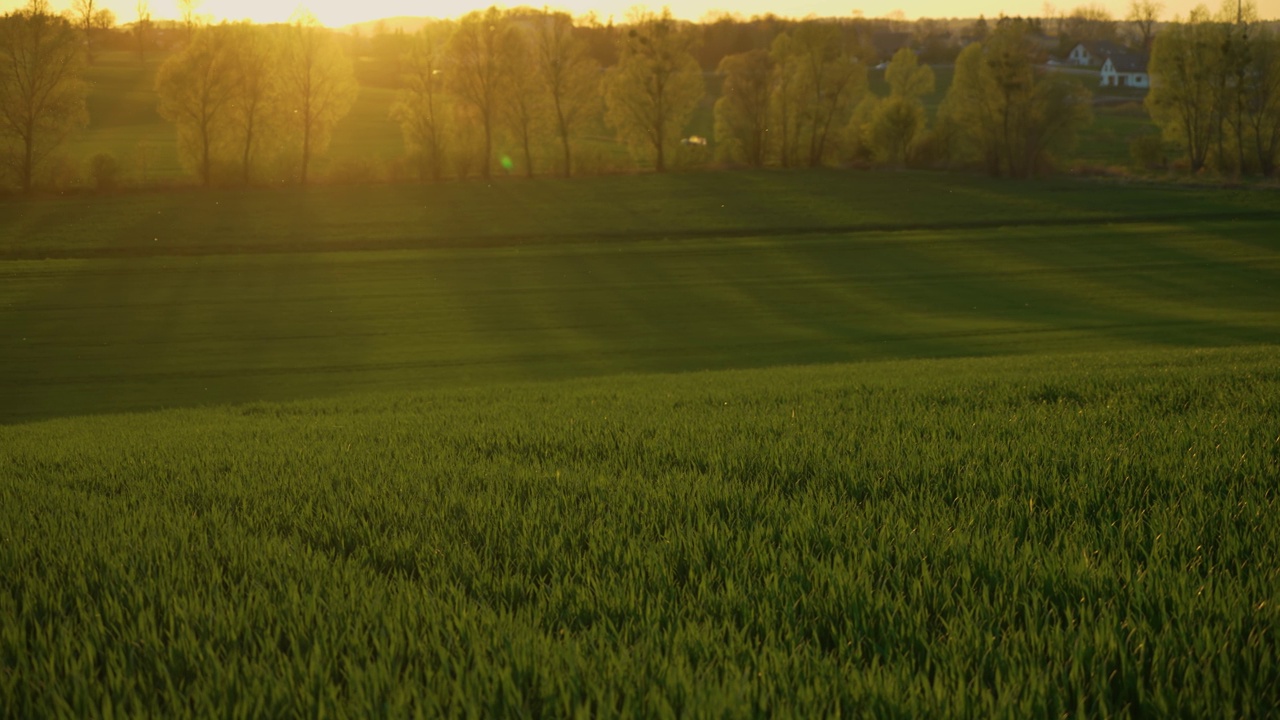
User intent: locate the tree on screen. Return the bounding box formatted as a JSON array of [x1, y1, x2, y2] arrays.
[[446, 8, 511, 180], [1243, 26, 1280, 175], [1062, 4, 1118, 44], [604, 8, 704, 172], [281, 14, 357, 185], [1146, 10, 1220, 173], [498, 24, 541, 178], [862, 48, 936, 166], [787, 21, 867, 167], [533, 10, 599, 177], [391, 22, 452, 182], [178, 0, 200, 45], [155, 24, 236, 185], [0, 1, 88, 192], [868, 96, 925, 165], [92, 8, 114, 35], [133, 0, 152, 63], [939, 22, 1092, 177], [768, 32, 801, 166], [884, 46, 935, 100], [70, 0, 97, 62], [1126, 0, 1163, 51], [225, 22, 281, 183], [713, 48, 772, 166]]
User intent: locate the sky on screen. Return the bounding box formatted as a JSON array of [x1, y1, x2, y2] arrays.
[[4, 0, 1277, 28]]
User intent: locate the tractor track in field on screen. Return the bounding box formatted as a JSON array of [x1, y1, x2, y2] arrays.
[[1, 209, 1277, 261]]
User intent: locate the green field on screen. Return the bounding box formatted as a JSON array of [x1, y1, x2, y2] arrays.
[[2, 170, 1279, 714]]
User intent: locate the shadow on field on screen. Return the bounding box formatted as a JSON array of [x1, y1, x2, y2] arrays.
[[1, 217, 1278, 424]]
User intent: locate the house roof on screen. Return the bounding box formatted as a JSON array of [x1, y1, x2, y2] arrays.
[[1104, 52, 1149, 73], [1075, 40, 1129, 58]]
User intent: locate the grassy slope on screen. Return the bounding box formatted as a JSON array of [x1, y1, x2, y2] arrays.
[[1, 171, 1278, 422], [1, 170, 1277, 714], [2, 348, 1277, 716]]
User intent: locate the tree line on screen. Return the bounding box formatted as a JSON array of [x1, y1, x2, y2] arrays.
[[713, 17, 1093, 177], [1146, 3, 1280, 175], [5, 0, 1280, 192]]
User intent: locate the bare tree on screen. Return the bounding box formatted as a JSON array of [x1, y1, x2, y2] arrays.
[[155, 24, 236, 185], [534, 10, 599, 177], [499, 24, 540, 178], [178, 0, 200, 45], [92, 8, 115, 35], [281, 13, 357, 185], [446, 7, 509, 180], [1126, 0, 1163, 51], [391, 22, 452, 181], [134, 0, 152, 63], [0, 0, 88, 192], [70, 0, 96, 62], [226, 22, 281, 183]]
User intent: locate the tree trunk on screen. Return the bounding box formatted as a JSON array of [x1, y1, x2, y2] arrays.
[[301, 122, 311, 185], [481, 115, 491, 180]]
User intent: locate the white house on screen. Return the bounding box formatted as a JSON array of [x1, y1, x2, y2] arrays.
[[1099, 53, 1150, 88]]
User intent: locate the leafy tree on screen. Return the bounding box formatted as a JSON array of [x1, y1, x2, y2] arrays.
[[788, 21, 867, 167], [869, 97, 925, 166], [1242, 26, 1280, 175], [281, 14, 357, 185], [155, 24, 235, 185], [533, 10, 599, 177], [1146, 9, 1220, 173], [604, 8, 704, 172], [391, 22, 452, 182], [885, 46, 934, 100], [939, 22, 1092, 177], [768, 32, 801, 166], [713, 49, 772, 166], [863, 47, 936, 166], [0, 0, 87, 192]]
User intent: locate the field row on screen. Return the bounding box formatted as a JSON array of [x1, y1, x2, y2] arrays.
[[3, 211, 1278, 422], [5, 171, 1279, 259]]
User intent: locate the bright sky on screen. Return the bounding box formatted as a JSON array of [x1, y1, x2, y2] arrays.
[[5, 0, 1277, 27]]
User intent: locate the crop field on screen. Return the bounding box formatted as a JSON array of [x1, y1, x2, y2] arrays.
[[1, 170, 1279, 714]]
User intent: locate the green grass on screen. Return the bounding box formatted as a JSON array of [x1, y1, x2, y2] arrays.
[[2, 170, 1278, 714], [2, 171, 1279, 423], [2, 348, 1278, 716]]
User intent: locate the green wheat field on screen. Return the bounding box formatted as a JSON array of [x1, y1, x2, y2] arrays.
[[2, 170, 1278, 715]]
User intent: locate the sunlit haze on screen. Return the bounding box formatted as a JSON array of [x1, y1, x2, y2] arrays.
[[4, 0, 1278, 27]]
